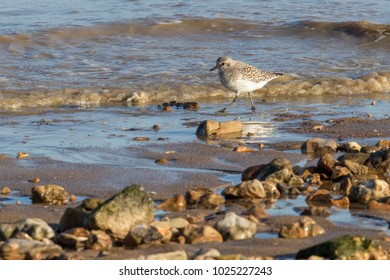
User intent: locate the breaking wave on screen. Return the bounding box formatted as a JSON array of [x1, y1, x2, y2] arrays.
[[1, 72, 389, 110]]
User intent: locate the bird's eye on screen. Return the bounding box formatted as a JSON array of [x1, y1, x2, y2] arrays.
[[220, 62, 225, 66]]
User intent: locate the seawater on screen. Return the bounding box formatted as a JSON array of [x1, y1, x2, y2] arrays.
[[0, 0, 390, 109]]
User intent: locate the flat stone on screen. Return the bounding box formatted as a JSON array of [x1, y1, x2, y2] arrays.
[[196, 120, 243, 138]]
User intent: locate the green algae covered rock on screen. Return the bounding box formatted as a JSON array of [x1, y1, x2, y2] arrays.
[[296, 235, 388, 260], [84, 184, 154, 241]]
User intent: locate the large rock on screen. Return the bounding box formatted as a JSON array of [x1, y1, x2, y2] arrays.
[[31, 184, 68, 205], [296, 235, 388, 260], [301, 138, 337, 156], [222, 179, 266, 199], [84, 185, 154, 241], [196, 120, 242, 138], [0, 238, 62, 260], [215, 212, 257, 241], [279, 217, 325, 238], [0, 218, 55, 241], [58, 198, 104, 232], [349, 179, 390, 204]]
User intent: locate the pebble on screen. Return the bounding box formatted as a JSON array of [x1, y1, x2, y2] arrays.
[[157, 194, 186, 212], [155, 158, 169, 165], [133, 137, 149, 141], [1, 186, 11, 195], [233, 146, 257, 152], [16, 152, 30, 159], [69, 194, 77, 203]]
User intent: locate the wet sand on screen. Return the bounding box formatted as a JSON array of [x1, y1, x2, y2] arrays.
[[1, 126, 390, 259]]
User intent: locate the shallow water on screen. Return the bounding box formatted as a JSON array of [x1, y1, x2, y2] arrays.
[[1, 0, 390, 108]]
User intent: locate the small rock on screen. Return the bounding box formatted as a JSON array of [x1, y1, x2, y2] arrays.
[[58, 198, 104, 233], [182, 224, 223, 244], [215, 212, 257, 241], [306, 189, 332, 205], [57, 227, 92, 251], [84, 185, 155, 241], [339, 142, 361, 153], [133, 137, 149, 141], [300, 206, 332, 217], [331, 166, 351, 181], [69, 194, 77, 203], [152, 124, 160, 130], [233, 146, 257, 152], [301, 138, 338, 156], [1, 186, 11, 195], [32, 177, 41, 183], [342, 160, 369, 175], [0, 218, 55, 241], [151, 217, 190, 230], [242, 205, 269, 219], [330, 196, 350, 208], [317, 153, 338, 176], [279, 216, 325, 238], [198, 192, 224, 209], [90, 230, 112, 251], [376, 139, 390, 150], [296, 235, 388, 260], [349, 179, 390, 204], [222, 179, 266, 199], [255, 158, 293, 182], [142, 250, 188, 260], [157, 194, 186, 212], [0, 238, 62, 260], [368, 200, 390, 211], [361, 146, 380, 154], [193, 248, 221, 260], [183, 102, 200, 111], [31, 184, 68, 205], [16, 152, 30, 159], [161, 105, 173, 112], [124, 224, 165, 247], [155, 158, 169, 165], [196, 120, 243, 138]]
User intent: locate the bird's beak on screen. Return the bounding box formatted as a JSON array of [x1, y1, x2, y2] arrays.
[[210, 66, 218, 71]]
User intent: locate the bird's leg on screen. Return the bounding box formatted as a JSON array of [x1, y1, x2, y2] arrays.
[[248, 92, 256, 111], [219, 94, 239, 113]]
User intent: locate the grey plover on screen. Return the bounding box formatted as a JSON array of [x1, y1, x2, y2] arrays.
[[210, 56, 283, 112]]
